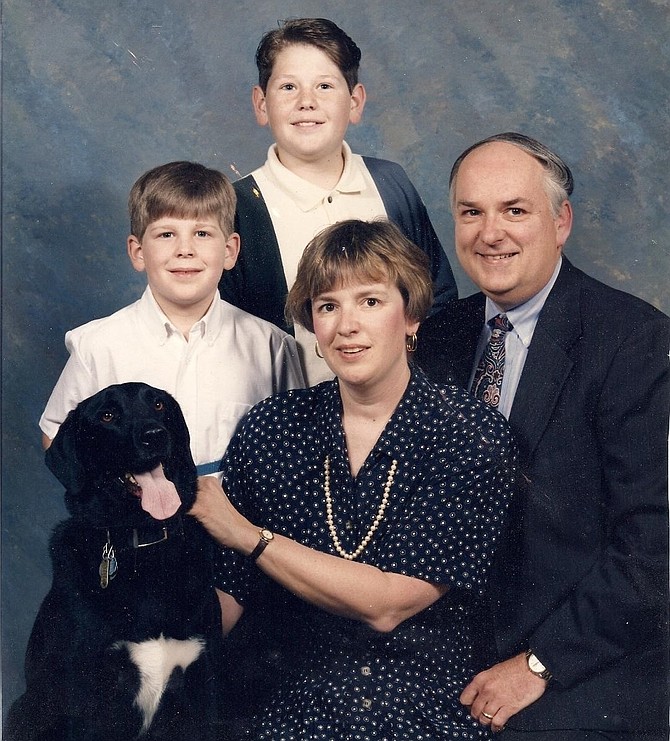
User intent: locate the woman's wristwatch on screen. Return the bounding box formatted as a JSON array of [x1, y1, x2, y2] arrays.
[[249, 528, 274, 561], [525, 648, 552, 681]]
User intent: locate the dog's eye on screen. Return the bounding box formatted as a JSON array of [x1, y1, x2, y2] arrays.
[[153, 401, 164, 411], [100, 411, 115, 423]]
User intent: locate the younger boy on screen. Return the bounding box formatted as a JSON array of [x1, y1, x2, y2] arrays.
[[219, 18, 456, 384], [40, 161, 304, 475]]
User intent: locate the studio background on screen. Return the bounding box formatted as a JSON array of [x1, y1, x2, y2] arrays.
[[3, 0, 669, 715]]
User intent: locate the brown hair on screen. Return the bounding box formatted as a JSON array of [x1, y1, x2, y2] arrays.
[[286, 219, 433, 333], [128, 161, 236, 239], [255, 18, 361, 93]]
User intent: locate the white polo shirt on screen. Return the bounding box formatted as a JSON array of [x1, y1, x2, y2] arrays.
[[40, 288, 304, 475]]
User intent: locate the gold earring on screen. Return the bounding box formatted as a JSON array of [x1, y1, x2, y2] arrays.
[[315, 341, 324, 358], [405, 333, 418, 353]]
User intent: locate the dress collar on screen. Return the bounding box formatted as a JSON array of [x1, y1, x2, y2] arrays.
[[316, 366, 434, 467]]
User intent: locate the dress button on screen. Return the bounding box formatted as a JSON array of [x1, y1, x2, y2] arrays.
[[361, 698, 372, 710], [327, 195, 333, 203], [361, 666, 372, 676], [345, 520, 353, 530]]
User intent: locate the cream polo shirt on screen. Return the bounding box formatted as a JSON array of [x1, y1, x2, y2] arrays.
[[251, 142, 388, 385], [40, 287, 304, 475]]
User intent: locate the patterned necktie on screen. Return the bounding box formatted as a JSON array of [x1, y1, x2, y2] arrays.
[[471, 314, 512, 408]]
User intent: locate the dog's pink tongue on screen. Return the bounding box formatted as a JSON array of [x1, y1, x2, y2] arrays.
[[133, 465, 181, 520]]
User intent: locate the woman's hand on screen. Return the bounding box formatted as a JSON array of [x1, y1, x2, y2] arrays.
[[190, 476, 257, 554]]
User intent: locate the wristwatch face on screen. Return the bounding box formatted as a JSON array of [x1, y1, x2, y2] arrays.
[[260, 528, 274, 543], [528, 653, 546, 673]]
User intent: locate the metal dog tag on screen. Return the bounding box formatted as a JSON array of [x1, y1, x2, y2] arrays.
[[99, 541, 117, 589], [99, 558, 110, 589]]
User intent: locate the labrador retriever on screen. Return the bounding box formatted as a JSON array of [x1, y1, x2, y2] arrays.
[[5, 382, 224, 741]]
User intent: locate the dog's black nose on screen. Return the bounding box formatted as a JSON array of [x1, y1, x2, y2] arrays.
[[140, 426, 169, 450]]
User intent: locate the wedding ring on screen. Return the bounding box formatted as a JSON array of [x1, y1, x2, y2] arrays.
[[482, 711, 495, 720]]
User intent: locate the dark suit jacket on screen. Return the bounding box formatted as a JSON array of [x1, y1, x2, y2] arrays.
[[416, 258, 669, 733]]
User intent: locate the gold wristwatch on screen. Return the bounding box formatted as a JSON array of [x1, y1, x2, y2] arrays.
[[249, 528, 274, 561]]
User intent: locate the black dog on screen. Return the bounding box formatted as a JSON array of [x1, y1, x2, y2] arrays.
[[5, 383, 224, 741]]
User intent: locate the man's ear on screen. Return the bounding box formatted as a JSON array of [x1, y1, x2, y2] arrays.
[[555, 200, 573, 250], [127, 235, 146, 273], [223, 233, 241, 271], [252, 86, 269, 126], [349, 83, 366, 125]]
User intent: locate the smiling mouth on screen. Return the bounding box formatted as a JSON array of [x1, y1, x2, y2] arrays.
[[338, 346, 368, 355], [479, 253, 517, 261]]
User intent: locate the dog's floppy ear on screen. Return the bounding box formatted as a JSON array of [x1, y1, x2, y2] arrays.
[[163, 392, 197, 485], [45, 406, 86, 493]]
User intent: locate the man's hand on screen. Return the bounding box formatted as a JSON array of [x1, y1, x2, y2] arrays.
[[460, 652, 547, 732]]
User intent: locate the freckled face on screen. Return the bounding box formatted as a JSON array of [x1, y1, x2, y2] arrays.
[[127, 217, 239, 319], [453, 142, 572, 310], [252, 44, 366, 171], [312, 280, 419, 396]]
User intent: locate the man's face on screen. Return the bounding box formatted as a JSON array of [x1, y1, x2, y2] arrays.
[[453, 142, 572, 310]]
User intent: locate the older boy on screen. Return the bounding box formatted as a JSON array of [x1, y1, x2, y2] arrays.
[[219, 18, 456, 384], [40, 161, 304, 475]]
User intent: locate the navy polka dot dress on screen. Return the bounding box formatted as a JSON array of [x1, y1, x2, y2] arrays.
[[217, 367, 515, 739]]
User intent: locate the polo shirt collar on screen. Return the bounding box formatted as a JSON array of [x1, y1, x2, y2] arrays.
[[264, 141, 367, 212]]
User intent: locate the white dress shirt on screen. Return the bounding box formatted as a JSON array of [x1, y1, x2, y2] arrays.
[[40, 287, 304, 474]]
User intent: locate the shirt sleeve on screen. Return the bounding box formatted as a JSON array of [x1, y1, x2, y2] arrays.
[[376, 402, 516, 596], [211, 417, 262, 603], [272, 333, 305, 393], [39, 330, 98, 440]]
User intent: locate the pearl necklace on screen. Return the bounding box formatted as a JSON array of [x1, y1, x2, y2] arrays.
[[323, 455, 398, 561]]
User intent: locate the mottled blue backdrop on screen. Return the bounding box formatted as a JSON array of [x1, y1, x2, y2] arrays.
[[2, 0, 669, 715]]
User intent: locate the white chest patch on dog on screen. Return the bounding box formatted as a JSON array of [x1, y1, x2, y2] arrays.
[[116, 635, 205, 730]]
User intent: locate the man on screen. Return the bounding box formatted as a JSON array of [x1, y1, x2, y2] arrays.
[[416, 132, 669, 739]]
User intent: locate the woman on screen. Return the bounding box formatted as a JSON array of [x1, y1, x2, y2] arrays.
[[192, 219, 515, 739]]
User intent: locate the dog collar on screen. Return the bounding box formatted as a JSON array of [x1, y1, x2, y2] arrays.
[[96, 517, 184, 589]]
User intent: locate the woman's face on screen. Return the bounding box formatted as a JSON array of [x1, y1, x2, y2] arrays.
[[312, 278, 419, 394]]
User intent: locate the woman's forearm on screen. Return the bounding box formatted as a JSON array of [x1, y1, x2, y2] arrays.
[[252, 531, 446, 632], [192, 477, 446, 632]]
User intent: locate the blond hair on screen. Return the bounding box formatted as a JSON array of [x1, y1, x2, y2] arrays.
[[128, 161, 236, 239]]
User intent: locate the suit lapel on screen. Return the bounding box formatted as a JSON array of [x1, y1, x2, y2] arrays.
[[509, 259, 583, 460]]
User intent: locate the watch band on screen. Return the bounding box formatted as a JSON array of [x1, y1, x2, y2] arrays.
[[525, 648, 552, 681], [249, 528, 274, 561]]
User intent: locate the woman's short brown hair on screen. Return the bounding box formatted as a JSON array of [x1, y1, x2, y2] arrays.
[[128, 161, 236, 239], [286, 219, 433, 333]]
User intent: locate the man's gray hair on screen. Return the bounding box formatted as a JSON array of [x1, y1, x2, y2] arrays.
[[449, 132, 574, 217]]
